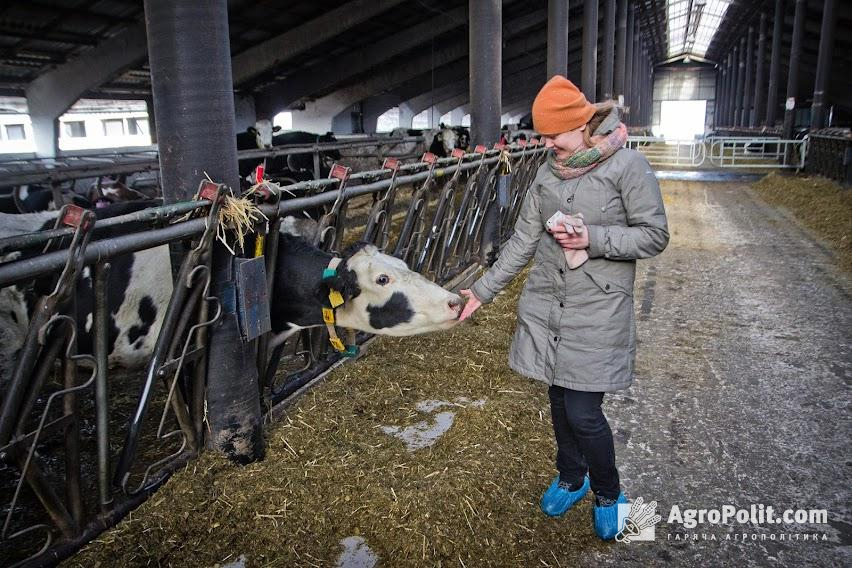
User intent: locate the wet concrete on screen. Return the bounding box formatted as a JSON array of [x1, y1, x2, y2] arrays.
[[335, 536, 379, 568], [380, 398, 486, 451], [587, 181, 852, 566]]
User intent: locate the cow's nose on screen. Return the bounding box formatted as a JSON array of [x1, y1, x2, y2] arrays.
[[448, 296, 463, 315]]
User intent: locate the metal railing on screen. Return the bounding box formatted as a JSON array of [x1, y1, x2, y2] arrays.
[[707, 136, 807, 169], [0, 141, 547, 566], [626, 136, 706, 167]]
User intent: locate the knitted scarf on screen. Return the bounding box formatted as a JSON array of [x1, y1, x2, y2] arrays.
[[548, 110, 628, 180]]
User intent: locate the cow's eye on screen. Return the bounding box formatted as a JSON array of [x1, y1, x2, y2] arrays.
[[375, 274, 390, 286]]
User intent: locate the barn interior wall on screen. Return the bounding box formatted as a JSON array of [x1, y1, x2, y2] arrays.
[[233, 94, 257, 133], [652, 65, 717, 136]]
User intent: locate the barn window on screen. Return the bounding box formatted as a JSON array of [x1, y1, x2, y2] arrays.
[[4, 124, 25, 140], [376, 107, 399, 132], [64, 121, 86, 138], [103, 119, 125, 136], [412, 110, 431, 129]]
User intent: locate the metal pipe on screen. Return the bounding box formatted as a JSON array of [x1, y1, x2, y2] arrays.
[[614, 0, 627, 101], [743, 25, 755, 128], [0, 149, 542, 288], [753, 14, 767, 127], [782, 0, 807, 141], [602, 0, 616, 100], [62, 294, 84, 525], [547, 0, 570, 79], [810, 0, 837, 129], [732, 41, 743, 126], [93, 262, 113, 509], [766, 0, 785, 126], [581, 0, 598, 100]]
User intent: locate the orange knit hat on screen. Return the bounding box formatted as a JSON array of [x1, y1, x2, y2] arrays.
[[532, 75, 596, 136]]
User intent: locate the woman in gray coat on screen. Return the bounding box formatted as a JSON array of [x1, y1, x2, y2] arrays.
[[459, 76, 669, 540]]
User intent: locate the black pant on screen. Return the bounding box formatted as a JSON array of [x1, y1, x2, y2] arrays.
[[548, 385, 620, 499]]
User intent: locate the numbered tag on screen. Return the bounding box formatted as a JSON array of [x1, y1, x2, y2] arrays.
[[329, 163, 352, 182], [382, 157, 400, 171], [198, 180, 220, 202], [328, 290, 344, 308], [493, 142, 506, 150], [451, 148, 465, 159], [60, 204, 87, 228], [330, 337, 346, 351], [322, 307, 335, 324], [474, 145, 487, 154], [517, 138, 527, 147], [254, 163, 265, 183], [530, 138, 540, 146], [421, 152, 438, 164]]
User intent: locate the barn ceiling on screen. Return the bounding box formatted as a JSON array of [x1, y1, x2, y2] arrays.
[[0, 0, 849, 120]]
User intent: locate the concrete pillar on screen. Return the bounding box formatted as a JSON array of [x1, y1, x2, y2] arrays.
[[733, 40, 744, 126], [143, 0, 263, 464], [601, 0, 616, 100], [743, 26, 755, 128], [766, 0, 784, 127], [469, 0, 501, 145], [752, 14, 767, 128], [782, 0, 806, 140], [449, 107, 465, 127], [811, 0, 837, 129], [398, 102, 415, 128], [547, 0, 570, 79], [233, 94, 257, 133], [581, 0, 598, 100], [614, 0, 628, 102], [624, 4, 634, 120], [362, 93, 399, 134], [726, 51, 735, 125], [144, 95, 158, 145]]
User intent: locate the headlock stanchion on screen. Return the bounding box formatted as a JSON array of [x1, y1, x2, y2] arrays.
[[0, 142, 548, 566]]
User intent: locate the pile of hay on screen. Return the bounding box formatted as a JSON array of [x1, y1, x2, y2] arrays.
[[752, 172, 852, 274], [70, 270, 610, 567]]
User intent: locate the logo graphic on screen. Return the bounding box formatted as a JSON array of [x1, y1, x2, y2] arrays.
[[616, 497, 661, 543]]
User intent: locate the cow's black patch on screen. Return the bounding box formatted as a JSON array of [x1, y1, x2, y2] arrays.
[[127, 295, 157, 348], [368, 292, 414, 329]]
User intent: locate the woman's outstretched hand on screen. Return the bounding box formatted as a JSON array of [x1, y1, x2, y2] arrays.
[[458, 289, 482, 322]]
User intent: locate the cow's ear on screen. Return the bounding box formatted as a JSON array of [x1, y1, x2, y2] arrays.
[[247, 126, 257, 134], [273, 125, 282, 132]]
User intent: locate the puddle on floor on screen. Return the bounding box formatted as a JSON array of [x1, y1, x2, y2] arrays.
[[336, 536, 378, 568], [380, 398, 486, 451]]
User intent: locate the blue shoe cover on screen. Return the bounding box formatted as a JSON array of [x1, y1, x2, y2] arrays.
[[539, 475, 590, 517], [593, 492, 628, 540]]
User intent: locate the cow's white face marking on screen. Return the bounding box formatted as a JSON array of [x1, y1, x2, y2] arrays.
[[336, 245, 462, 336], [253, 119, 274, 149]]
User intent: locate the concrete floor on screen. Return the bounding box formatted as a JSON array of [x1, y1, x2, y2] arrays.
[[589, 180, 852, 566]]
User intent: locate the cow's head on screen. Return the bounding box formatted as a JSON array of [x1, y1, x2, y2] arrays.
[[248, 119, 281, 149], [320, 243, 463, 336]]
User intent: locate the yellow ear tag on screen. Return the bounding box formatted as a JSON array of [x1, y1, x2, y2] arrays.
[[328, 290, 344, 308], [322, 307, 335, 324], [329, 337, 346, 351]]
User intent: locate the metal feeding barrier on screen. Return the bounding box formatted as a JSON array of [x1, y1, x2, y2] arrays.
[[707, 136, 808, 169], [805, 128, 852, 184], [0, 141, 547, 566]]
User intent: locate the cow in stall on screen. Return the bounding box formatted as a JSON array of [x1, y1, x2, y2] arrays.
[[0, 184, 91, 214], [0, 210, 464, 384], [388, 126, 461, 158]]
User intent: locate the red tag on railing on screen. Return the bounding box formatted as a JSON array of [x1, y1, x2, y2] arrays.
[[61, 204, 87, 228], [328, 163, 351, 182], [517, 138, 528, 147], [254, 163, 265, 183], [451, 148, 465, 159], [382, 157, 400, 171], [198, 180, 219, 202], [474, 145, 487, 154], [421, 152, 438, 164], [530, 138, 540, 146], [493, 142, 507, 150]]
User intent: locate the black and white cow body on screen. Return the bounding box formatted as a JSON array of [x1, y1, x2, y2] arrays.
[[237, 124, 340, 187], [0, 212, 462, 383], [0, 184, 92, 214], [389, 126, 463, 158]]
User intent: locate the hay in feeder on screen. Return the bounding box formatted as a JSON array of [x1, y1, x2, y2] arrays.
[[70, 268, 612, 567], [752, 172, 852, 274]]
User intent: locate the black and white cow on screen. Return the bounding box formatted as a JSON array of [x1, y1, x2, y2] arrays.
[[0, 210, 463, 383], [389, 126, 461, 158]]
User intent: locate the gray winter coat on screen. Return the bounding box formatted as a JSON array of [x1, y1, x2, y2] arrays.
[[470, 148, 669, 391]]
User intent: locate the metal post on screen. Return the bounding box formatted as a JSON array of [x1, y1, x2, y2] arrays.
[[547, 0, 570, 79], [722, 52, 732, 126], [614, 0, 627, 102], [581, 0, 598, 100], [811, 0, 837, 129], [144, 95, 157, 145], [766, 0, 785, 127], [94, 262, 113, 510], [602, 0, 616, 100], [743, 25, 754, 128], [782, 0, 806, 141], [753, 14, 767, 127], [144, 0, 264, 463], [624, 4, 635, 122]]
